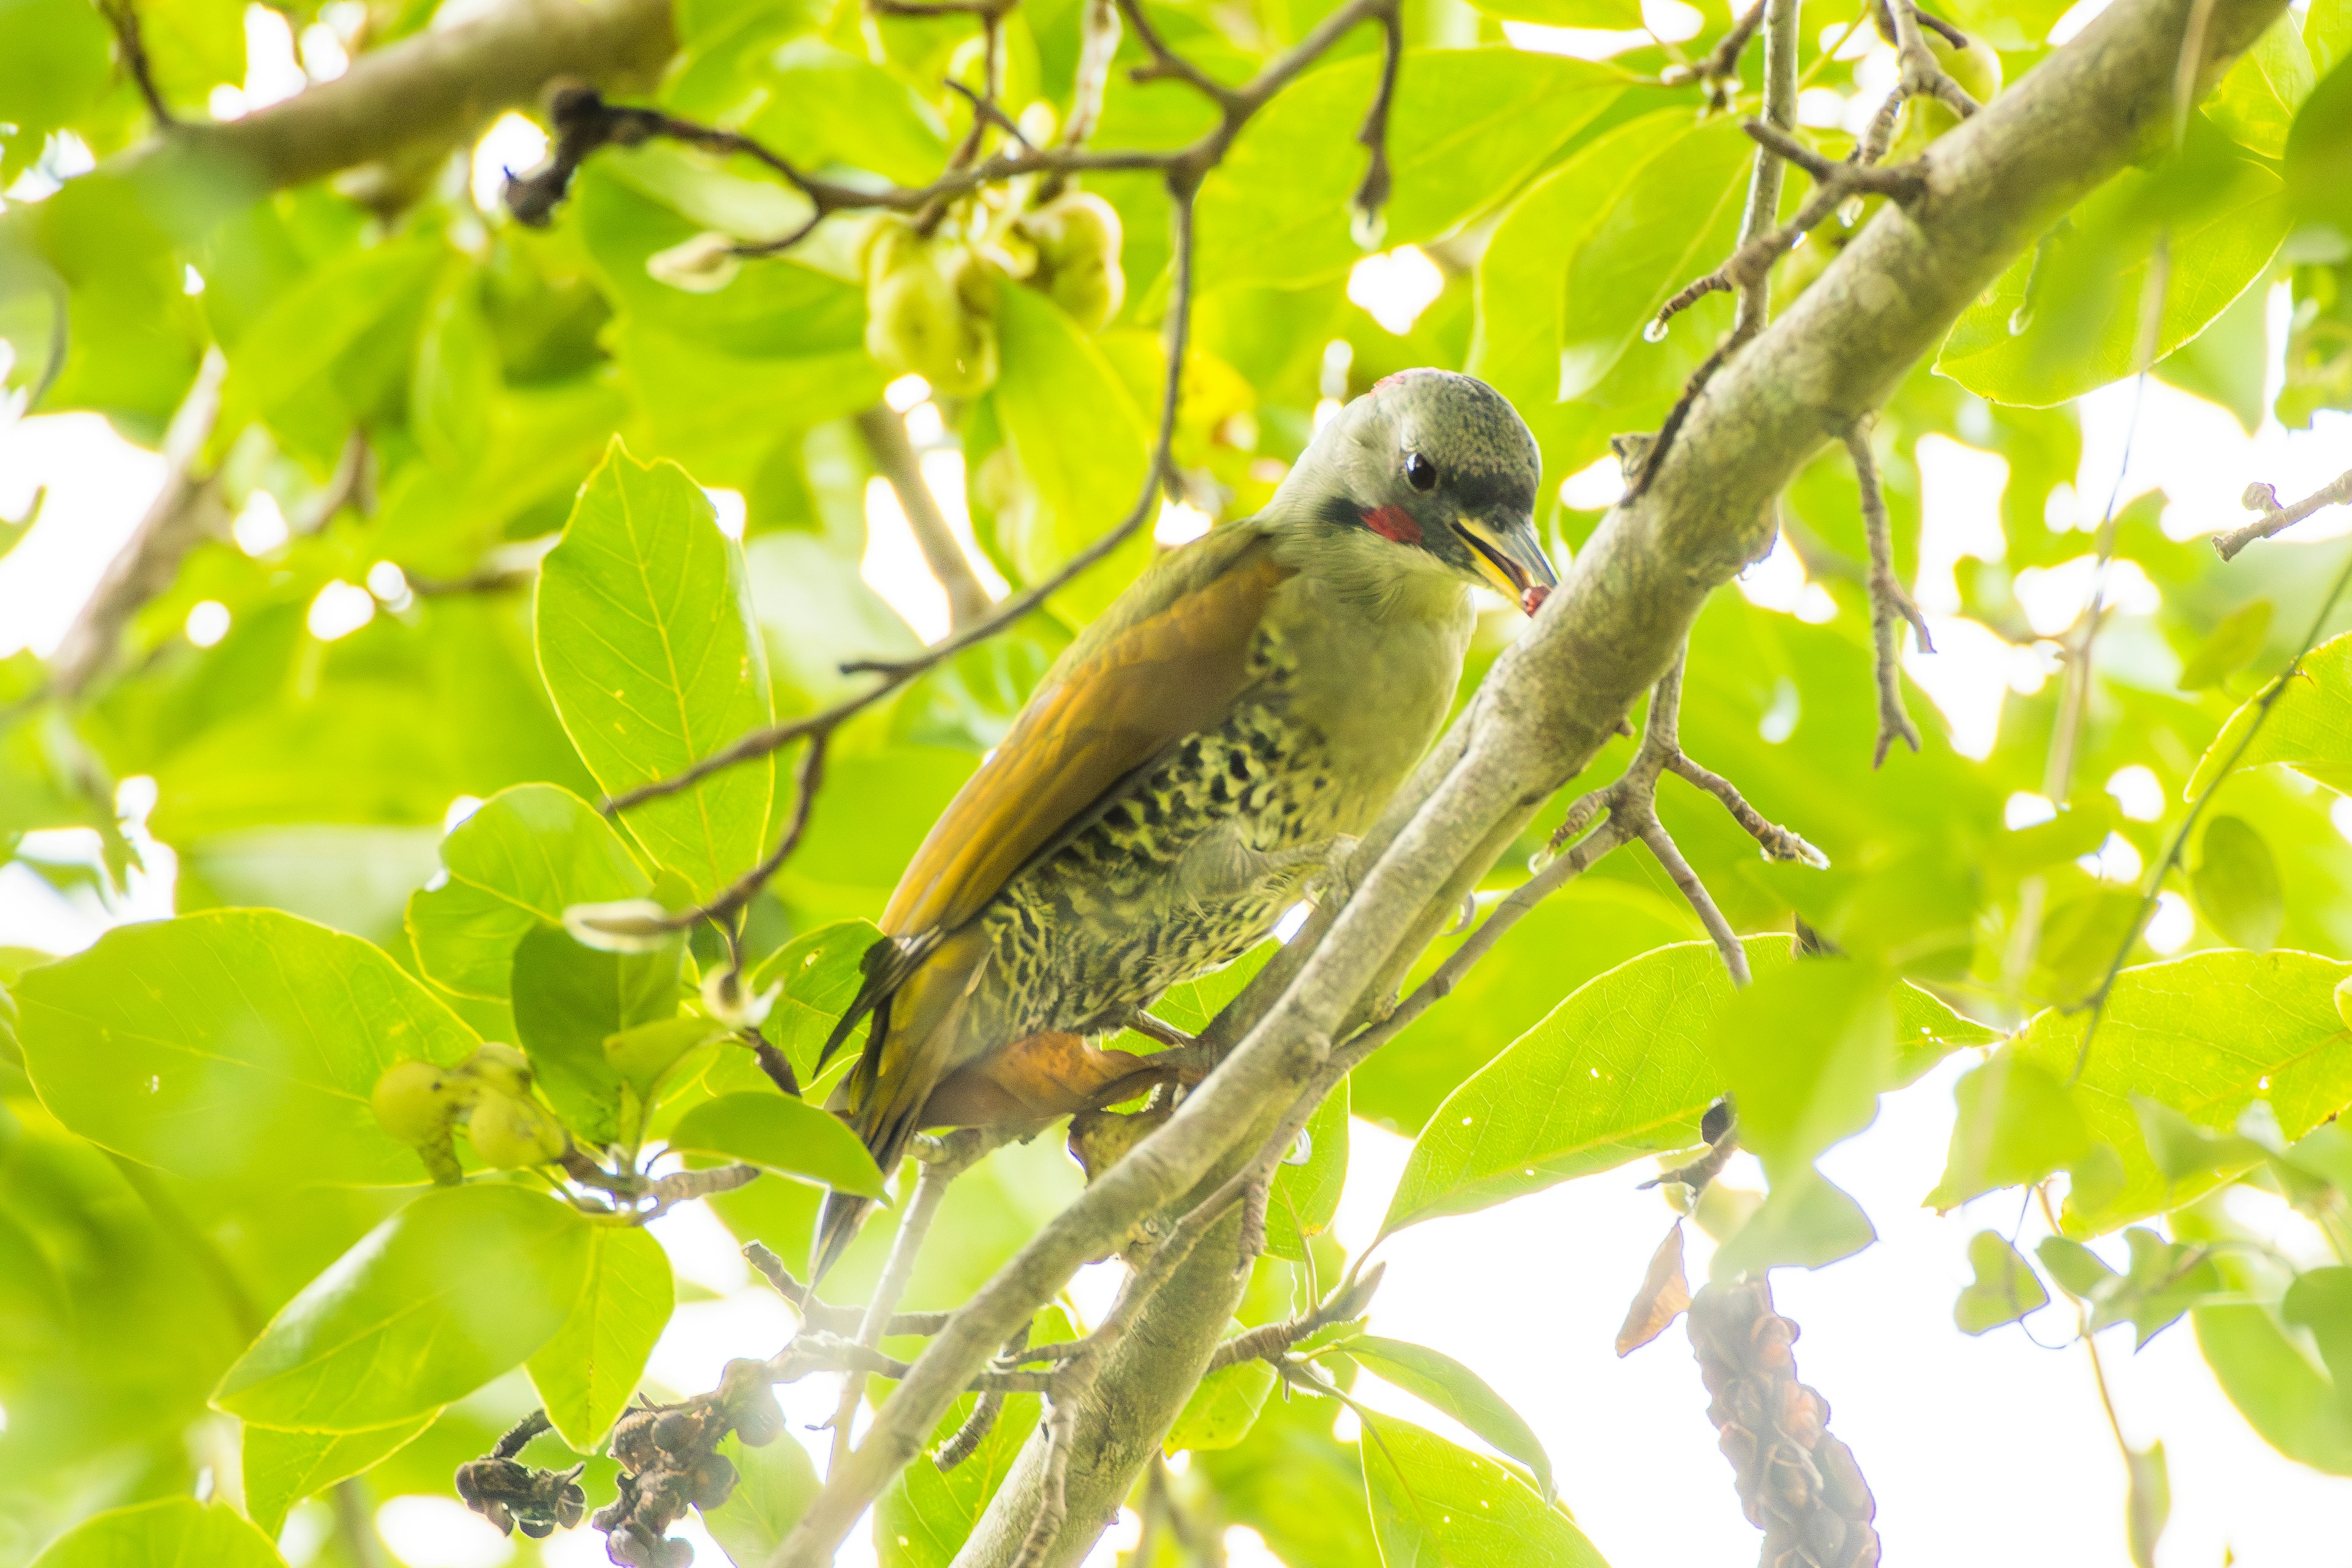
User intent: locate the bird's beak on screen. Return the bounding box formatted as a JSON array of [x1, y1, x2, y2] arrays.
[[1457, 511, 1558, 616]]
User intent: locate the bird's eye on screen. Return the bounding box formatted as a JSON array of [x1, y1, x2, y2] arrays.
[[1404, 451, 1438, 491]]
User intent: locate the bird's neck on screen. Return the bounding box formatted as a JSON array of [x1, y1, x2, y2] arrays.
[[1267, 519, 1469, 625]]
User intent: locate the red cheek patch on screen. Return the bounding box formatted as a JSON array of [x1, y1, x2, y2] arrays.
[[1360, 505, 1422, 544]]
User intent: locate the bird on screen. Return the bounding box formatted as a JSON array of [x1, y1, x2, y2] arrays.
[[811, 368, 1555, 1276]]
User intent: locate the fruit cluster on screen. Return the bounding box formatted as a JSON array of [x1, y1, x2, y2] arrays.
[[861, 188, 1125, 397], [594, 1359, 788, 1567], [1687, 1278, 1880, 1568], [370, 1044, 568, 1183]]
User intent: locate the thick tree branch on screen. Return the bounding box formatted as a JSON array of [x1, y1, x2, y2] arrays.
[[764, 1, 2288, 1558]]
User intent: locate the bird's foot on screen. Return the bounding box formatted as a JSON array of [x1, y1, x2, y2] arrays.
[[1114, 1005, 1200, 1052], [1314, 834, 1365, 905]]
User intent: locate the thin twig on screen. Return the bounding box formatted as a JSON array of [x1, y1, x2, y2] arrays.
[[2212, 470, 2352, 560], [99, 0, 177, 126], [588, 734, 826, 940], [1662, 0, 1768, 103], [826, 1142, 980, 1469], [855, 405, 993, 630], [1844, 419, 1932, 766], [2067, 540, 2352, 1080]]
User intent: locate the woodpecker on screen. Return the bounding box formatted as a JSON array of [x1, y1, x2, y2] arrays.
[[815, 369, 1553, 1274]]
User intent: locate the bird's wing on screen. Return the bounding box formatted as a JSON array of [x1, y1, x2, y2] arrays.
[[880, 519, 1293, 941]]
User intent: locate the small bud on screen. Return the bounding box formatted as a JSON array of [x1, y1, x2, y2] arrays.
[[1642, 317, 1670, 344], [565, 899, 680, 952], [2244, 482, 2282, 513], [1350, 203, 1387, 250], [701, 966, 781, 1029], [647, 233, 742, 293]]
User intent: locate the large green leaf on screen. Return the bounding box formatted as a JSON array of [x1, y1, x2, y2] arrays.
[[1472, 111, 1754, 409], [17, 910, 479, 1190], [1198, 50, 1621, 288], [2191, 814, 2286, 951], [669, 1091, 888, 1196], [1702, 957, 1893, 1176], [1381, 938, 1789, 1236], [2015, 949, 2352, 1233], [2210, 12, 2318, 158], [1926, 1048, 2090, 1210], [243, 1414, 437, 1537], [1346, 1336, 1555, 1502], [28, 1499, 287, 1568], [1164, 1355, 1278, 1453], [988, 282, 1152, 622], [748, 918, 888, 1081], [1266, 1072, 1349, 1262], [214, 1184, 591, 1431], [2181, 1202, 2352, 1472], [1358, 1412, 1608, 1568], [510, 922, 683, 1146], [702, 1432, 822, 1565], [1936, 143, 2288, 406], [407, 783, 653, 1003], [2187, 631, 2352, 797], [526, 1224, 674, 1451], [536, 440, 777, 902]]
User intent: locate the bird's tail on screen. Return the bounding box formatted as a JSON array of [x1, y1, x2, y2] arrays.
[[810, 1009, 929, 1282]]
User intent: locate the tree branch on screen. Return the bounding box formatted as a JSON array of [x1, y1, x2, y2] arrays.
[[761, 1, 2288, 1558], [1843, 419, 1934, 766], [856, 405, 994, 630], [2212, 470, 2352, 560]]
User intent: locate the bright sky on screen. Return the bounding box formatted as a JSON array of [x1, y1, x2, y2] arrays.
[[9, 25, 2352, 1561]]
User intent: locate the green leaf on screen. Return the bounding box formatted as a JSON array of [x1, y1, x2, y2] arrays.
[[876, 1317, 1072, 1567], [2195, 1296, 2352, 1472], [242, 1415, 436, 1537], [1704, 957, 1893, 1175], [987, 283, 1152, 623], [28, 1499, 287, 1568], [1463, 0, 1641, 27], [1709, 1169, 1877, 1281], [1164, 1355, 1278, 1453], [2283, 1265, 2352, 1394], [1266, 1073, 1349, 1262], [2188, 631, 2352, 797], [2127, 1441, 2170, 1568], [701, 1432, 821, 1566], [2211, 12, 2318, 158], [606, 1016, 729, 1103], [2191, 815, 2286, 951], [1926, 1048, 2090, 1210], [1383, 938, 1783, 1236], [526, 1224, 674, 1451], [1358, 1412, 1608, 1568], [1197, 50, 1621, 289], [2133, 1094, 2269, 1182], [749, 919, 887, 1082], [407, 783, 653, 1003], [1346, 1336, 1555, 1502], [745, 40, 952, 187], [2015, 949, 2352, 1232], [2176, 599, 2274, 690], [1936, 140, 2288, 406], [669, 1091, 888, 1196], [2090, 1227, 2230, 1346], [214, 1184, 591, 1430], [1955, 1231, 2050, 1334], [0, 0, 113, 140], [1479, 111, 1757, 412], [17, 909, 479, 1190], [2287, 54, 2352, 236], [2038, 1235, 2121, 1297], [511, 922, 683, 1146], [537, 439, 776, 902]]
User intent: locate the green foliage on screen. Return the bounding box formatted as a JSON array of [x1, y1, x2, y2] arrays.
[[668, 1091, 889, 1194], [525, 1225, 674, 1451], [18, 909, 478, 1190], [1358, 1411, 1607, 1568], [8, 0, 2352, 1558], [537, 441, 776, 901], [28, 1500, 285, 1568], [214, 1185, 591, 1430]]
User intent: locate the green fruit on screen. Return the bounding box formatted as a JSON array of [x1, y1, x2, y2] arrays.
[[468, 1090, 568, 1168], [1020, 192, 1126, 332], [372, 1060, 459, 1145], [865, 243, 999, 398], [459, 1042, 534, 1099], [2334, 973, 2352, 1033], [1931, 31, 2003, 107]]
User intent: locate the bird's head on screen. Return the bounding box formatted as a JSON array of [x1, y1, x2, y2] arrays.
[[1275, 368, 1555, 615]]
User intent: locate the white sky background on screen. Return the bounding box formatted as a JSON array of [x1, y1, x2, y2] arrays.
[[10, 10, 2352, 1562]]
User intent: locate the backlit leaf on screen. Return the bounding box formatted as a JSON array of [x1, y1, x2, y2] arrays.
[[669, 1091, 888, 1196], [243, 1415, 436, 1537], [29, 1499, 286, 1568], [1348, 1336, 1555, 1502], [1358, 1412, 1607, 1568], [537, 440, 776, 902], [1954, 1231, 2049, 1334], [214, 1185, 591, 1431], [2192, 815, 2286, 950], [526, 1224, 674, 1451], [18, 909, 478, 1190]]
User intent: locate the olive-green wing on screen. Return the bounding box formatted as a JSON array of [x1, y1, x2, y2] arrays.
[[881, 521, 1290, 940]]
